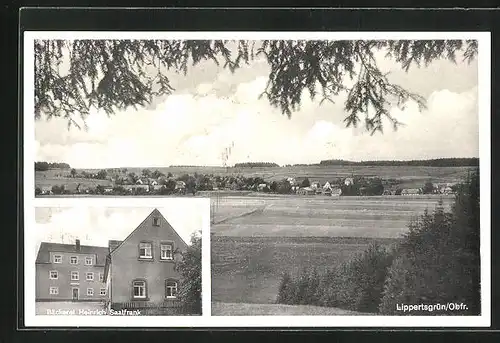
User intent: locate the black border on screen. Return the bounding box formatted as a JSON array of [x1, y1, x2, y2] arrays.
[[14, 7, 499, 340]]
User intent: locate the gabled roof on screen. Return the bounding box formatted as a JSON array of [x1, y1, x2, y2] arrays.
[[109, 208, 188, 257], [108, 240, 123, 253], [36, 242, 108, 266]]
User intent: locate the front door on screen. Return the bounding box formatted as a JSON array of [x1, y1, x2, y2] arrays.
[[72, 288, 79, 301]]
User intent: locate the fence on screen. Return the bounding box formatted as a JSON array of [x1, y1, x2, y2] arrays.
[[111, 299, 189, 316]]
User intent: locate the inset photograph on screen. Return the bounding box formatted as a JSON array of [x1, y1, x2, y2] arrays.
[[32, 204, 203, 317]]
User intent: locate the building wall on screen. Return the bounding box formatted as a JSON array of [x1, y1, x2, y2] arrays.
[[36, 251, 107, 301], [110, 212, 188, 304]]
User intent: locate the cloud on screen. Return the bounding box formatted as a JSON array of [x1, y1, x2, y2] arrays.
[[35, 56, 479, 167]]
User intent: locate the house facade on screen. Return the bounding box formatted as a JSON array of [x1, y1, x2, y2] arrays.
[[35, 240, 108, 302], [104, 209, 188, 310], [401, 188, 422, 195], [322, 181, 333, 195], [297, 187, 315, 195]]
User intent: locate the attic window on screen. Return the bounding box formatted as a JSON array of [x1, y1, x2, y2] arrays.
[[153, 217, 159, 226]]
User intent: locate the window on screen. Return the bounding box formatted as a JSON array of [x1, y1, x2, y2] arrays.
[[49, 270, 58, 279], [160, 243, 173, 260], [87, 288, 94, 296], [165, 280, 178, 298], [132, 280, 147, 299], [49, 287, 59, 295], [70, 256, 78, 264], [53, 255, 62, 263], [71, 271, 79, 281], [99, 273, 104, 282], [85, 257, 93, 265], [100, 288, 106, 296], [86, 272, 94, 281], [153, 217, 159, 226], [138, 242, 152, 259]]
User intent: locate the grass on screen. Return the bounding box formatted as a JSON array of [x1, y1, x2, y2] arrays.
[[211, 236, 399, 304], [211, 195, 455, 238], [35, 171, 112, 189], [210, 195, 454, 306], [211, 301, 371, 316]]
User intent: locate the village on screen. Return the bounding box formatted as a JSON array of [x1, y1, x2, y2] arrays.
[[35, 167, 457, 197]]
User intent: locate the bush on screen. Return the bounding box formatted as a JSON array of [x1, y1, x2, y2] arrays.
[[276, 243, 394, 313], [276, 271, 295, 305], [175, 233, 202, 315], [51, 185, 65, 194]]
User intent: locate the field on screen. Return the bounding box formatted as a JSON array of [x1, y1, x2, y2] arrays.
[[210, 195, 455, 238], [210, 195, 455, 310], [212, 302, 372, 316], [122, 165, 474, 185], [35, 170, 112, 189], [211, 236, 399, 305]]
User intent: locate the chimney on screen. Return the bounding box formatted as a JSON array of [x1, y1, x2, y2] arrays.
[[76, 239, 81, 251]]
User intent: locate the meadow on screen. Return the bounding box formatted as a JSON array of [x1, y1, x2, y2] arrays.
[[210, 195, 455, 308], [35, 170, 112, 189]]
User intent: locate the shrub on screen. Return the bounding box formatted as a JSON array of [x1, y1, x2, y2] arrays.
[[276, 243, 394, 313], [175, 233, 202, 315], [276, 271, 296, 305]]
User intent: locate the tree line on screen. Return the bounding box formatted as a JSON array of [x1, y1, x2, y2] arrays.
[[276, 170, 480, 315], [234, 162, 280, 168], [35, 161, 71, 171], [318, 158, 479, 167]]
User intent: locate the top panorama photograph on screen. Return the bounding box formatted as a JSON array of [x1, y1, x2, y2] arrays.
[[32, 38, 482, 317], [34, 39, 479, 200]]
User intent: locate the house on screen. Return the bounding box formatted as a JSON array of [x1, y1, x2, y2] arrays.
[[401, 188, 422, 196], [383, 189, 393, 196], [40, 185, 52, 195], [440, 186, 454, 194], [135, 179, 144, 185], [35, 239, 108, 302], [322, 181, 333, 196], [344, 177, 354, 186], [257, 183, 268, 192], [310, 181, 321, 190], [175, 181, 187, 193], [103, 209, 188, 313], [297, 187, 316, 195], [331, 187, 342, 196], [103, 186, 113, 193]]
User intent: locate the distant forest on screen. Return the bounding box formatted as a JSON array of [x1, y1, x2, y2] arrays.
[[317, 158, 479, 167], [35, 161, 71, 171], [234, 162, 280, 168]]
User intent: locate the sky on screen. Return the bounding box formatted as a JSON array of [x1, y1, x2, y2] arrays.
[[34, 40, 479, 168], [33, 204, 204, 255]]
